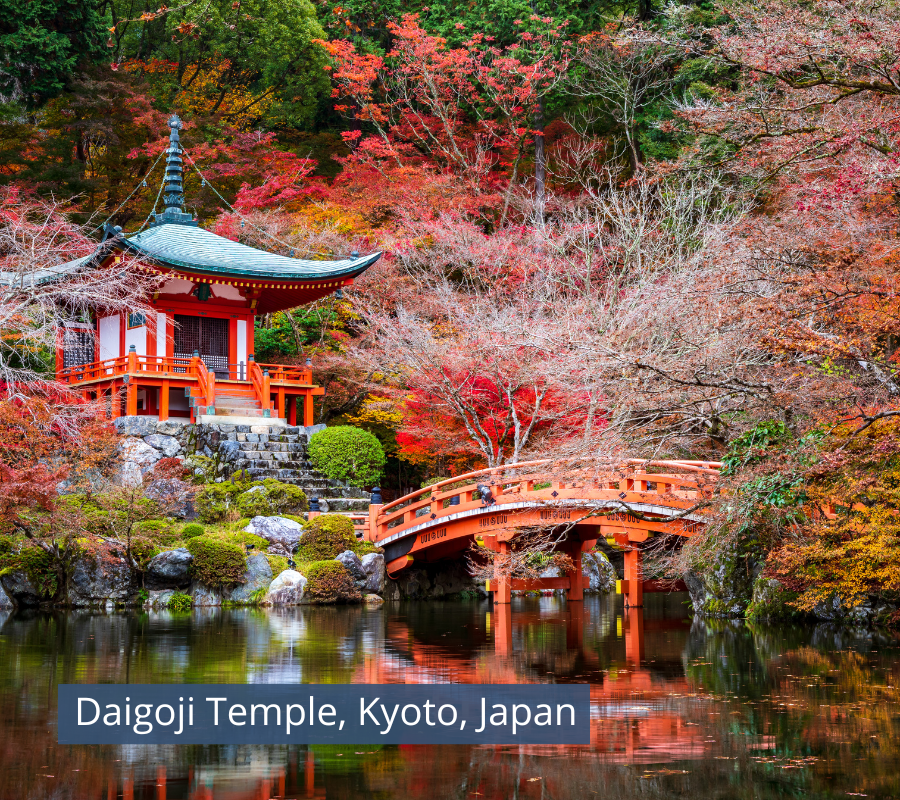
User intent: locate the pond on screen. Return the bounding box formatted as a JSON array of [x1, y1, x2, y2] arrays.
[[1, 594, 898, 799]]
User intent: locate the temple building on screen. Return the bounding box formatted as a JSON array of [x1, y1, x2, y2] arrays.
[[55, 115, 380, 425]]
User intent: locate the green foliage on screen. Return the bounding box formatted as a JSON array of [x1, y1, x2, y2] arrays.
[[308, 426, 385, 488], [181, 523, 206, 539], [167, 591, 192, 613], [0, 0, 107, 105], [249, 586, 268, 605], [197, 477, 307, 522], [722, 421, 792, 476], [186, 536, 247, 587], [236, 480, 308, 518], [129, 536, 160, 570], [295, 514, 357, 561], [304, 560, 361, 604]]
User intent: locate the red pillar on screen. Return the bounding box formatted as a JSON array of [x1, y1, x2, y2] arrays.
[[303, 392, 314, 426], [288, 396, 297, 426], [567, 547, 583, 602], [624, 548, 643, 608]]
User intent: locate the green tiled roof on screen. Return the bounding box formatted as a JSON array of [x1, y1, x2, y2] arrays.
[[120, 223, 380, 280]]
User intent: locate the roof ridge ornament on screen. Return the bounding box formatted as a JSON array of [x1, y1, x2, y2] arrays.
[[151, 113, 197, 227]]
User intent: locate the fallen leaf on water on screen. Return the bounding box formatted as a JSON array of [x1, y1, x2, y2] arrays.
[[527, 777, 542, 782]]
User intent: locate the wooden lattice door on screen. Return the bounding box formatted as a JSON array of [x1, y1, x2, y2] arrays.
[[174, 315, 229, 377], [62, 325, 94, 368]]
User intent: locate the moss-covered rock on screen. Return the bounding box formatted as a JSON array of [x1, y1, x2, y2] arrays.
[[186, 536, 247, 587], [746, 575, 805, 622], [305, 560, 361, 604], [684, 536, 764, 618]]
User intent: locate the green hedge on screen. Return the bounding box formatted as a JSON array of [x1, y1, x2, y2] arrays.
[[186, 536, 247, 587], [305, 560, 361, 604], [295, 514, 358, 561], [308, 426, 385, 488]]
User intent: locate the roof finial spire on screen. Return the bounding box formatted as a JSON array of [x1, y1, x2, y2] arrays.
[[164, 114, 184, 212], [152, 113, 197, 227]]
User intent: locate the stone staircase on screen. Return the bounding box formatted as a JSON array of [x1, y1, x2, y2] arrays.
[[212, 422, 370, 512]]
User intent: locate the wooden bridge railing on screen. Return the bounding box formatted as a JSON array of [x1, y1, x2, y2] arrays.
[[364, 458, 721, 545]]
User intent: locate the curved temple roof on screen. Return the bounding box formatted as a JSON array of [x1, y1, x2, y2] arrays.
[[120, 223, 380, 281]]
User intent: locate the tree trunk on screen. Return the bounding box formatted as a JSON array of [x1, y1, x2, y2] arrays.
[[534, 98, 546, 225]]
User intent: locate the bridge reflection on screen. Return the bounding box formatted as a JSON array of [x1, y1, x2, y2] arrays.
[[107, 596, 712, 799]]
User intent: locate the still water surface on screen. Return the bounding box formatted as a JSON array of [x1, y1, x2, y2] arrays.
[[1, 594, 898, 799]]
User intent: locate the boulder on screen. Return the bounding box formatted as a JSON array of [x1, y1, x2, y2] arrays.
[[226, 555, 273, 603], [365, 593, 384, 605], [264, 570, 307, 605], [156, 419, 188, 436], [336, 550, 366, 586], [191, 583, 222, 606], [119, 437, 162, 469], [0, 583, 13, 610], [244, 516, 304, 553], [361, 553, 386, 594], [114, 416, 157, 436], [144, 434, 181, 458], [68, 545, 138, 607], [360, 553, 385, 595], [147, 589, 177, 610], [145, 548, 193, 590], [582, 552, 617, 593], [144, 478, 196, 519], [0, 570, 42, 607]]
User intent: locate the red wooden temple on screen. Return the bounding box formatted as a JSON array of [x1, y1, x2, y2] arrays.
[[54, 115, 380, 425]]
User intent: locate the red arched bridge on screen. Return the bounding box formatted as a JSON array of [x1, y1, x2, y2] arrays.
[[357, 459, 721, 607]]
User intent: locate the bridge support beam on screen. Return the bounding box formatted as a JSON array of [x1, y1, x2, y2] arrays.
[[624, 548, 643, 607], [566, 547, 583, 602]]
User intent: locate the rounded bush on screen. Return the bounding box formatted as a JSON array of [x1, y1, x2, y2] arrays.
[[308, 426, 385, 488], [305, 560, 361, 604], [186, 536, 247, 587], [295, 514, 357, 561], [181, 523, 205, 539]]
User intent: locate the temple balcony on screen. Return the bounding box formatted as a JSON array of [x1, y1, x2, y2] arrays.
[[57, 351, 323, 425]]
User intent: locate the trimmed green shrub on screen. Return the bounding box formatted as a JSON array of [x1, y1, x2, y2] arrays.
[[168, 591, 192, 612], [186, 536, 247, 587], [236, 480, 308, 518], [305, 560, 361, 604], [181, 523, 205, 539], [308, 426, 385, 488], [295, 514, 357, 561]]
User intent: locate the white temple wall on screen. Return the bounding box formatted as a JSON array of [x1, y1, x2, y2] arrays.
[[98, 314, 120, 361]]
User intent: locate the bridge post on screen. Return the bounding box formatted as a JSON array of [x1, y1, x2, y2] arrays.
[[493, 540, 511, 604], [566, 547, 584, 602], [624, 548, 643, 607]]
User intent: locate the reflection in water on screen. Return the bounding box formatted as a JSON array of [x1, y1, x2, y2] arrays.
[[0, 595, 898, 799]]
